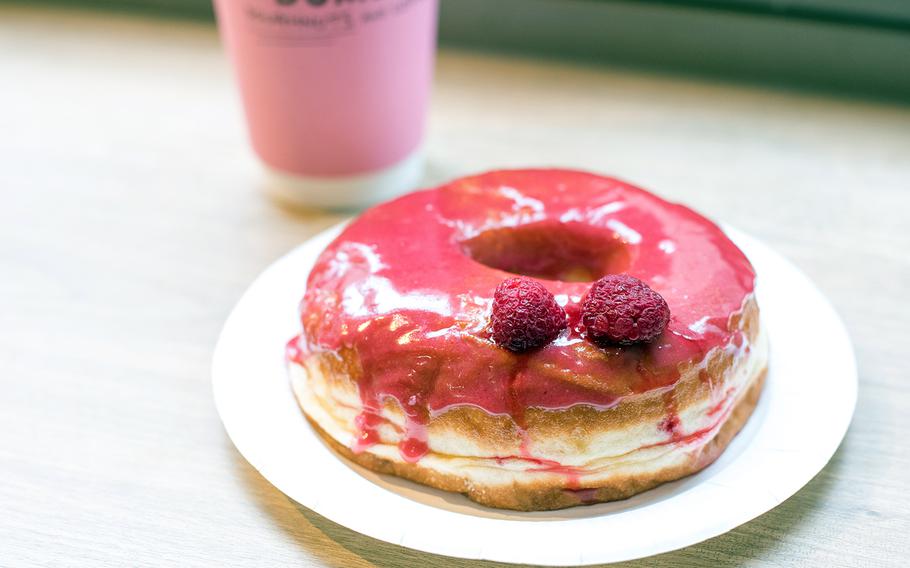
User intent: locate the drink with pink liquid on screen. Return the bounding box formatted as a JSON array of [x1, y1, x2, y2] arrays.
[[214, 0, 438, 208]]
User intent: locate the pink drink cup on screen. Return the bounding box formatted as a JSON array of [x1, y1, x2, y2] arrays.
[[214, 0, 438, 208]]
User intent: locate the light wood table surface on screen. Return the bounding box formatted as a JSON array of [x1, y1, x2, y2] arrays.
[[2, 5, 909, 567]]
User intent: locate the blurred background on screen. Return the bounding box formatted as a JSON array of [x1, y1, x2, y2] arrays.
[[2, 1, 909, 567], [8, 0, 910, 99]]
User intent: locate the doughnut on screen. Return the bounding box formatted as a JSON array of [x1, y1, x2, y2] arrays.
[[288, 169, 767, 511]]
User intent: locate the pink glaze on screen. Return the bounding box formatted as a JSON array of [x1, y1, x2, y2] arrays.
[[565, 487, 600, 504], [707, 387, 736, 417], [294, 170, 756, 462], [642, 398, 736, 451], [351, 411, 383, 453], [495, 455, 585, 489]]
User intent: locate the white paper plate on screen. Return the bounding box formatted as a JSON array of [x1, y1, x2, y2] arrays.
[[213, 224, 856, 566]]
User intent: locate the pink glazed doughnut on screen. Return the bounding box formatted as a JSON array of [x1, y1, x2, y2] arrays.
[[288, 169, 768, 510]]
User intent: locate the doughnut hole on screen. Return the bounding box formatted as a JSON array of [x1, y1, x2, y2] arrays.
[[460, 221, 632, 282]]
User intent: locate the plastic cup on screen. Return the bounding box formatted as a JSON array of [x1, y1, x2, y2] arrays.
[[214, 0, 438, 208]]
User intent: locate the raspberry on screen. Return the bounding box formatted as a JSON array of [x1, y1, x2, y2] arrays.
[[582, 275, 670, 346], [491, 277, 566, 352]]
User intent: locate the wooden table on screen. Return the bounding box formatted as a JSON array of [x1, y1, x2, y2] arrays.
[[3, 5, 909, 567]]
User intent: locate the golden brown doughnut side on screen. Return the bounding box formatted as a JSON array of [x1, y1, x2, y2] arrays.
[[303, 369, 765, 511], [290, 297, 766, 510], [297, 297, 761, 457]]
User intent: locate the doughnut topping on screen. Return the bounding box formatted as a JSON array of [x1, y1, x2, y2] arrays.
[[582, 274, 670, 346], [299, 169, 756, 418], [491, 277, 566, 352]]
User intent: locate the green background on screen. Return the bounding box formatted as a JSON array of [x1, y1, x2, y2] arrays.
[[9, 0, 910, 100]]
